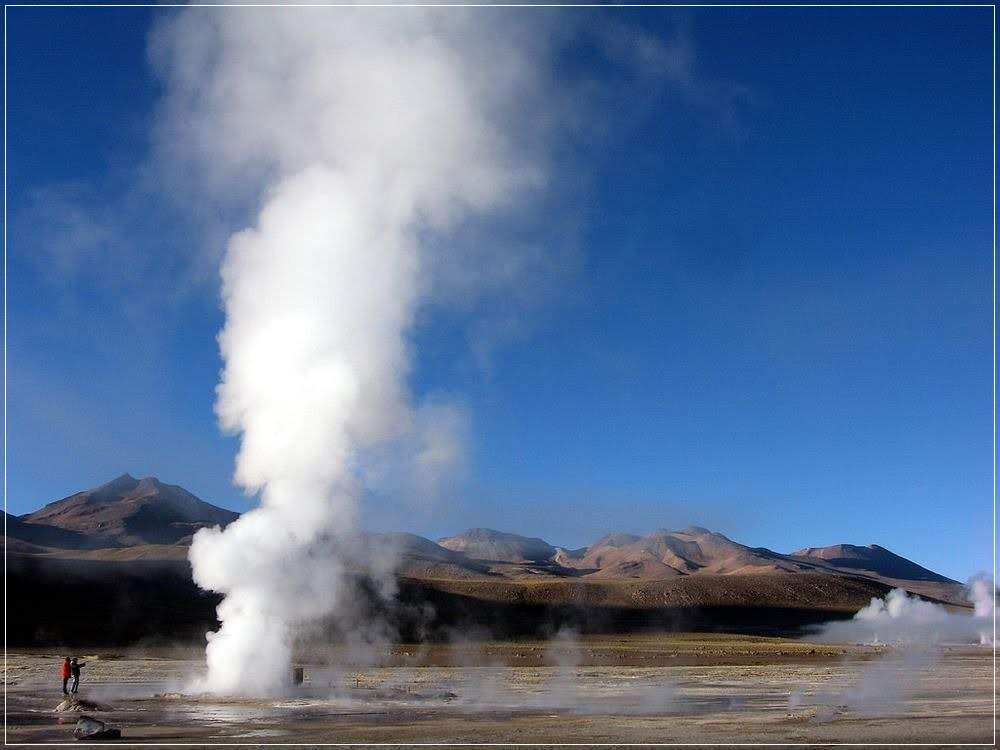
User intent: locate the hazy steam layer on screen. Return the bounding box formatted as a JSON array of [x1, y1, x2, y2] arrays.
[[152, 8, 554, 695], [792, 580, 995, 719]]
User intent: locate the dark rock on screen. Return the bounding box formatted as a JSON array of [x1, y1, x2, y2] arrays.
[[73, 715, 121, 740]]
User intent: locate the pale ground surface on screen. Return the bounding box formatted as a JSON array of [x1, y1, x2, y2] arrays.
[[5, 635, 995, 746]]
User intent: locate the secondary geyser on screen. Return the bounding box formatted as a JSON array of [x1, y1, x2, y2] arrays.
[[152, 8, 553, 695]]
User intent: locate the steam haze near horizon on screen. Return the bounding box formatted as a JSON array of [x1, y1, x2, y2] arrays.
[[4, 6, 994, 584]]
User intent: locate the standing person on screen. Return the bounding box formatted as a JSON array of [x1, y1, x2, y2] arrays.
[[60, 657, 71, 695], [70, 657, 86, 694]]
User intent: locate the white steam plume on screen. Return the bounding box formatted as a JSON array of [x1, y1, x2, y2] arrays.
[[150, 8, 555, 695], [813, 581, 995, 646], [969, 576, 996, 645]]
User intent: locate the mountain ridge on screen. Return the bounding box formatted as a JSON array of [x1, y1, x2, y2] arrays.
[[7, 474, 974, 647], [7, 475, 959, 592]]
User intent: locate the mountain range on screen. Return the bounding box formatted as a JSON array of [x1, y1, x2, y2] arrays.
[[7, 474, 958, 597], [9, 474, 974, 646]]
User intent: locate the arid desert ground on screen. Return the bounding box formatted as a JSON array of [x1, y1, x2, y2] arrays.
[[7, 634, 994, 745]]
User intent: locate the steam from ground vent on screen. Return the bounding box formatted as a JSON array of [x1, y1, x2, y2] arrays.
[[814, 578, 996, 646], [789, 580, 996, 720], [151, 8, 561, 695]]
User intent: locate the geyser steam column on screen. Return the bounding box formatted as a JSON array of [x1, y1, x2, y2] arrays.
[[154, 9, 549, 695]]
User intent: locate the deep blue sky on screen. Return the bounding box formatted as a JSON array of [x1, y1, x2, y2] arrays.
[[5, 7, 993, 581]]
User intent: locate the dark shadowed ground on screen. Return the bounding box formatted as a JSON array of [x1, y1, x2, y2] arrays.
[[10, 552, 916, 647]]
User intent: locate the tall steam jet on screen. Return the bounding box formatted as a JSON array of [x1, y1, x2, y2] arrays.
[[152, 9, 553, 694]]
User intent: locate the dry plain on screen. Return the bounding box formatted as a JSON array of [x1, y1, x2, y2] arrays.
[[6, 634, 994, 745]]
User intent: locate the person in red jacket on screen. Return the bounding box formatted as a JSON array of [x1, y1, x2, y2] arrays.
[[60, 657, 71, 695]]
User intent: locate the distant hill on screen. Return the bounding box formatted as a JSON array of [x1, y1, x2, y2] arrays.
[[559, 527, 820, 579], [366, 532, 493, 580], [4, 511, 91, 550], [438, 528, 557, 563], [790, 543, 954, 584], [16, 474, 238, 548]]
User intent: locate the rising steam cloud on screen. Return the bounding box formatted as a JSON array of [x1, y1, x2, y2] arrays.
[[150, 8, 557, 695], [814, 579, 995, 646]]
